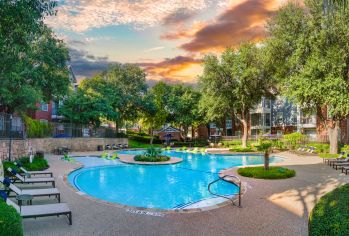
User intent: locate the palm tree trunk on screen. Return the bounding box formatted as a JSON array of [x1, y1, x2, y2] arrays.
[[264, 151, 270, 170]]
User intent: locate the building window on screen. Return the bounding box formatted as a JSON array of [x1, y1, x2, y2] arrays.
[[41, 103, 48, 111], [226, 119, 232, 129], [210, 123, 216, 129]]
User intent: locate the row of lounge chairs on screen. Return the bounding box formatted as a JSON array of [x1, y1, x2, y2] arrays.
[[323, 152, 349, 175], [0, 163, 72, 225], [297, 146, 316, 154], [105, 143, 128, 150]]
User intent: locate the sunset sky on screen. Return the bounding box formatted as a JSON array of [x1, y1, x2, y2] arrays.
[[47, 0, 287, 85]]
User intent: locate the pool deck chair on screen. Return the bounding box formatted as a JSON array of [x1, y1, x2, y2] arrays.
[[0, 177, 61, 202], [7, 168, 55, 187], [14, 162, 53, 177], [0, 190, 72, 225]]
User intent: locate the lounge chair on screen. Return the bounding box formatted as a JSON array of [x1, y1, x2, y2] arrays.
[[112, 144, 119, 150], [7, 168, 55, 187], [14, 162, 53, 177], [105, 144, 111, 150], [122, 143, 128, 149], [328, 157, 349, 168], [0, 190, 72, 225], [0, 177, 61, 202], [332, 160, 349, 170], [342, 166, 349, 175]]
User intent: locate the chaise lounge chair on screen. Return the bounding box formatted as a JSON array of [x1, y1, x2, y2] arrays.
[[327, 155, 349, 167], [0, 177, 61, 202], [7, 168, 55, 187], [14, 162, 53, 177], [0, 190, 72, 225]]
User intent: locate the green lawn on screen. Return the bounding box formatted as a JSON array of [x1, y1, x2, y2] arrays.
[[309, 184, 349, 236], [128, 140, 162, 149], [238, 166, 296, 179]]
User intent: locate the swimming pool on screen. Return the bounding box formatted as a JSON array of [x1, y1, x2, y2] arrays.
[[68, 151, 283, 210]]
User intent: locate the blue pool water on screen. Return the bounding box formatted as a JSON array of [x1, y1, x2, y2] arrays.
[[68, 151, 283, 210]]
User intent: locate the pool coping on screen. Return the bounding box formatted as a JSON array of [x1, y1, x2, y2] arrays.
[[62, 157, 247, 214]]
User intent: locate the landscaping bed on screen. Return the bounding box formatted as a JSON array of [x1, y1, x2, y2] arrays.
[[309, 184, 349, 236], [134, 155, 170, 162], [3, 156, 49, 176], [238, 167, 296, 179]]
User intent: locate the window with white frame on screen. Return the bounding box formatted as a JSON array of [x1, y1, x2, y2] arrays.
[[41, 103, 48, 111]]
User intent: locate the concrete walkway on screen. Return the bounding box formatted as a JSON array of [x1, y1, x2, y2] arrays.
[[23, 152, 349, 236]]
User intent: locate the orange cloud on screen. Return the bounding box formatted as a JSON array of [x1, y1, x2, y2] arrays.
[[178, 0, 283, 52], [161, 22, 206, 40], [138, 56, 202, 83]]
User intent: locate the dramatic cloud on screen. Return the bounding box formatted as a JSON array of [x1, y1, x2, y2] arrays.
[[69, 48, 112, 79], [47, 0, 232, 32], [161, 22, 206, 40], [179, 0, 283, 52], [138, 56, 202, 83], [162, 8, 197, 26]]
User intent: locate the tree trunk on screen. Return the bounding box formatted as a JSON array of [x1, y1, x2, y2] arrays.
[[115, 121, 119, 133], [328, 121, 339, 154], [264, 151, 270, 170], [149, 127, 154, 145], [241, 119, 248, 148]]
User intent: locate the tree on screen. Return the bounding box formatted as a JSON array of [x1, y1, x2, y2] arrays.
[[167, 85, 202, 140], [199, 43, 272, 147], [101, 64, 148, 131], [59, 88, 116, 127], [139, 82, 170, 144], [0, 0, 70, 114], [256, 139, 273, 170], [266, 0, 349, 153]]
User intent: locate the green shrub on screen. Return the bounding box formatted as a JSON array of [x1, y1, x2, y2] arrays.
[[24, 115, 53, 138], [128, 132, 162, 144], [0, 201, 23, 236], [309, 184, 349, 236], [283, 132, 307, 150], [230, 146, 255, 152], [134, 155, 170, 162], [222, 140, 242, 147], [2, 161, 20, 175], [238, 166, 296, 179], [271, 139, 286, 149], [18, 156, 49, 171], [341, 145, 349, 153], [307, 142, 330, 153], [128, 140, 161, 148], [318, 153, 340, 159]]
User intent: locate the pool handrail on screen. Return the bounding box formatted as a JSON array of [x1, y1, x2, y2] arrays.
[[208, 174, 242, 207]]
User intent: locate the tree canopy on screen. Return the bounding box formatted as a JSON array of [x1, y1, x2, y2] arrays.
[[0, 0, 70, 113], [199, 43, 272, 147], [266, 0, 349, 153]]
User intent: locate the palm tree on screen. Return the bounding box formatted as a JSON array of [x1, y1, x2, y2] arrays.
[[256, 140, 273, 171]]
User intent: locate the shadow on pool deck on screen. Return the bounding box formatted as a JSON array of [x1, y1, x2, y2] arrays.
[[22, 152, 349, 236]]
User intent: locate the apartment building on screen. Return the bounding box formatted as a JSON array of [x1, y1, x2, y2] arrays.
[[203, 97, 349, 144]]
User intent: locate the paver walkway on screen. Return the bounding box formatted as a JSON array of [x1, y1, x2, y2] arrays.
[[23, 151, 349, 236]]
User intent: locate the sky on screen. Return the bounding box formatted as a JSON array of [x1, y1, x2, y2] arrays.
[[46, 0, 287, 85]]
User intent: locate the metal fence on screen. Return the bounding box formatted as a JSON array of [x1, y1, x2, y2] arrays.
[[0, 113, 124, 139], [0, 113, 25, 139]]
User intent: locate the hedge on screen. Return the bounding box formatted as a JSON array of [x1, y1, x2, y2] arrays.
[[309, 184, 349, 236], [24, 115, 52, 138], [238, 167, 296, 179], [0, 201, 23, 236]]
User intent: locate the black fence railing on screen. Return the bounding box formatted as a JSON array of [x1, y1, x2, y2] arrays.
[[0, 113, 25, 139], [0, 113, 125, 139]]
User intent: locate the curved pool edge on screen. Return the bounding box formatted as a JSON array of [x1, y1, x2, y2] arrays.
[[63, 161, 246, 214]]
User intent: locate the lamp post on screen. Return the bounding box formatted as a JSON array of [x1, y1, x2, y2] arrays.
[[8, 114, 12, 162]]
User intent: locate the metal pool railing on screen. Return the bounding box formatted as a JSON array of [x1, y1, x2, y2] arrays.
[[208, 174, 242, 207]]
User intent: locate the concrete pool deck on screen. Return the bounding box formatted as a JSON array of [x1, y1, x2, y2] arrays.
[[23, 151, 349, 236]]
